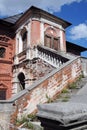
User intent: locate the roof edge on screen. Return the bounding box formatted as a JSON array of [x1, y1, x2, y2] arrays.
[[16, 6, 71, 28], [66, 41, 87, 52]]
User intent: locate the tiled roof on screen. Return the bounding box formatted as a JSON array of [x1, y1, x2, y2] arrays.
[[2, 13, 23, 24]]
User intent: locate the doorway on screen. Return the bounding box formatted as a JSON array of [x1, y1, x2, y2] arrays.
[[18, 72, 25, 90]]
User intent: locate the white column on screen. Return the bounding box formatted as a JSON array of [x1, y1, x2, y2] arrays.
[[14, 34, 19, 64], [26, 22, 31, 59], [40, 22, 44, 45], [27, 22, 31, 48], [19, 35, 23, 53], [60, 29, 64, 52], [15, 34, 19, 54]]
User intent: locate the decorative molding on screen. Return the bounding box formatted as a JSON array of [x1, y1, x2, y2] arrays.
[[0, 35, 10, 42]]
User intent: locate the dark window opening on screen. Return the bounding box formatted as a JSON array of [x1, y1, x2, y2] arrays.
[[22, 31, 27, 50], [0, 47, 6, 58], [18, 72, 25, 90], [0, 90, 6, 100]]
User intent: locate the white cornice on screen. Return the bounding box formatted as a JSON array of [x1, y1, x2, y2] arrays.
[[31, 17, 65, 31], [16, 17, 65, 33]]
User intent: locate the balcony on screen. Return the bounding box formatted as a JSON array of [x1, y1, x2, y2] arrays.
[[37, 45, 69, 68]]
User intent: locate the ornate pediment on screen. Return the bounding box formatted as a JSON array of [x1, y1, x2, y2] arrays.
[[0, 81, 8, 89]]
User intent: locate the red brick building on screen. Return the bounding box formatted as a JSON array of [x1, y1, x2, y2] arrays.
[[0, 21, 15, 99], [0, 6, 86, 99]]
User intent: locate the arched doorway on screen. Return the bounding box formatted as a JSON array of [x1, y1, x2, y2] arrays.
[[18, 72, 25, 90]]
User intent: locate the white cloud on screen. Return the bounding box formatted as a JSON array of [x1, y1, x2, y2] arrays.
[[69, 23, 87, 40], [0, 0, 83, 17]]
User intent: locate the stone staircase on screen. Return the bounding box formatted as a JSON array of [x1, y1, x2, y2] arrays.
[[0, 55, 82, 130], [54, 76, 87, 103]]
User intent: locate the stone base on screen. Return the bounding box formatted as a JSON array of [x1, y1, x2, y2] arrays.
[[37, 102, 87, 130]]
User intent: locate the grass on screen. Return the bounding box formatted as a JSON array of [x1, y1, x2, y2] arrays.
[[58, 74, 85, 102], [62, 96, 70, 102], [27, 114, 37, 121], [16, 114, 37, 129], [24, 122, 34, 129], [68, 82, 77, 89], [68, 74, 84, 90], [46, 94, 53, 103], [62, 88, 69, 93]]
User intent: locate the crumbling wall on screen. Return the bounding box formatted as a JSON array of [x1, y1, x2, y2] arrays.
[[0, 57, 82, 130]]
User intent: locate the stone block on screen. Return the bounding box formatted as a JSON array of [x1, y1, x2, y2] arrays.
[[37, 102, 87, 130]]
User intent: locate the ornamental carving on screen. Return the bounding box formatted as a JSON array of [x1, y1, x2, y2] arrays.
[[0, 35, 10, 42]]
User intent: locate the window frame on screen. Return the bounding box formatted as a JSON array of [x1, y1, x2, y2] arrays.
[[0, 47, 6, 58], [44, 34, 60, 51]]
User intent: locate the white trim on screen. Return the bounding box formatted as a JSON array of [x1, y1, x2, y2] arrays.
[[16, 19, 31, 33], [27, 22, 31, 47], [15, 34, 19, 54], [16, 17, 65, 33], [60, 30, 64, 51], [31, 17, 65, 31], [40, 22, 44, 45], [44, 26, 60, 37], [19, 35, 23, 53]]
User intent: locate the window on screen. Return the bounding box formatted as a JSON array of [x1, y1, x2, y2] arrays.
[[21, 28, 27, 51], [44, 35, 51, 48], [0, 90, 6, 100], [22, 31, 27, 50], [44, 35, 60, 51], [0, 47, 6, 58], [53, 38, 60, 51]]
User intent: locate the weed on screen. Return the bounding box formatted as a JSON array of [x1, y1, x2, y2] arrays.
[[77, 74, 84, 82], [16, 116, 28, 126], [27, 114, 38, 121], [62, 88, 69, 93], [26, 122, 34, 129], [62, 96, 70, 102], [68, 82, 77, 89], [46, 94, 53, 103]]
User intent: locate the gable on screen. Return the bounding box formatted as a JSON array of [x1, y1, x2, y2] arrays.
[[0, 82, 8, 89]]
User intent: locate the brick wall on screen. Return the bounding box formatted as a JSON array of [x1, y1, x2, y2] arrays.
[[31, 20, 40, 45], [0, 27, 15, 99], [0, 57, 82, 129]]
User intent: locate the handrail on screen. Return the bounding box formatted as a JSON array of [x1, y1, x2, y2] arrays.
[[0, 56, 81, 104]]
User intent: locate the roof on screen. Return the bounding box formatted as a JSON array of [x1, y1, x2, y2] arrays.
[[17, 6, 71, 28], [66, 41, 87, 52], [2, 13, 23, 24], [1, 6, 71, 28]]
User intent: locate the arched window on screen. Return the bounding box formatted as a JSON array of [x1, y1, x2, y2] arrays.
[[21, 28, 27, 51], [22, 31, 27, 50], [0, 47, 6, 58], [18, 72, 25, 90], [44, 27, 60, 51]]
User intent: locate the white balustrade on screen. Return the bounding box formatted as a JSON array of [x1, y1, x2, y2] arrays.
[[37, 50, 63, 68]]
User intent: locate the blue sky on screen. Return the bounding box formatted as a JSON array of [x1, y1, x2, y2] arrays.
[[0, 0, 87, 57], [54, 0, 87, 57]]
